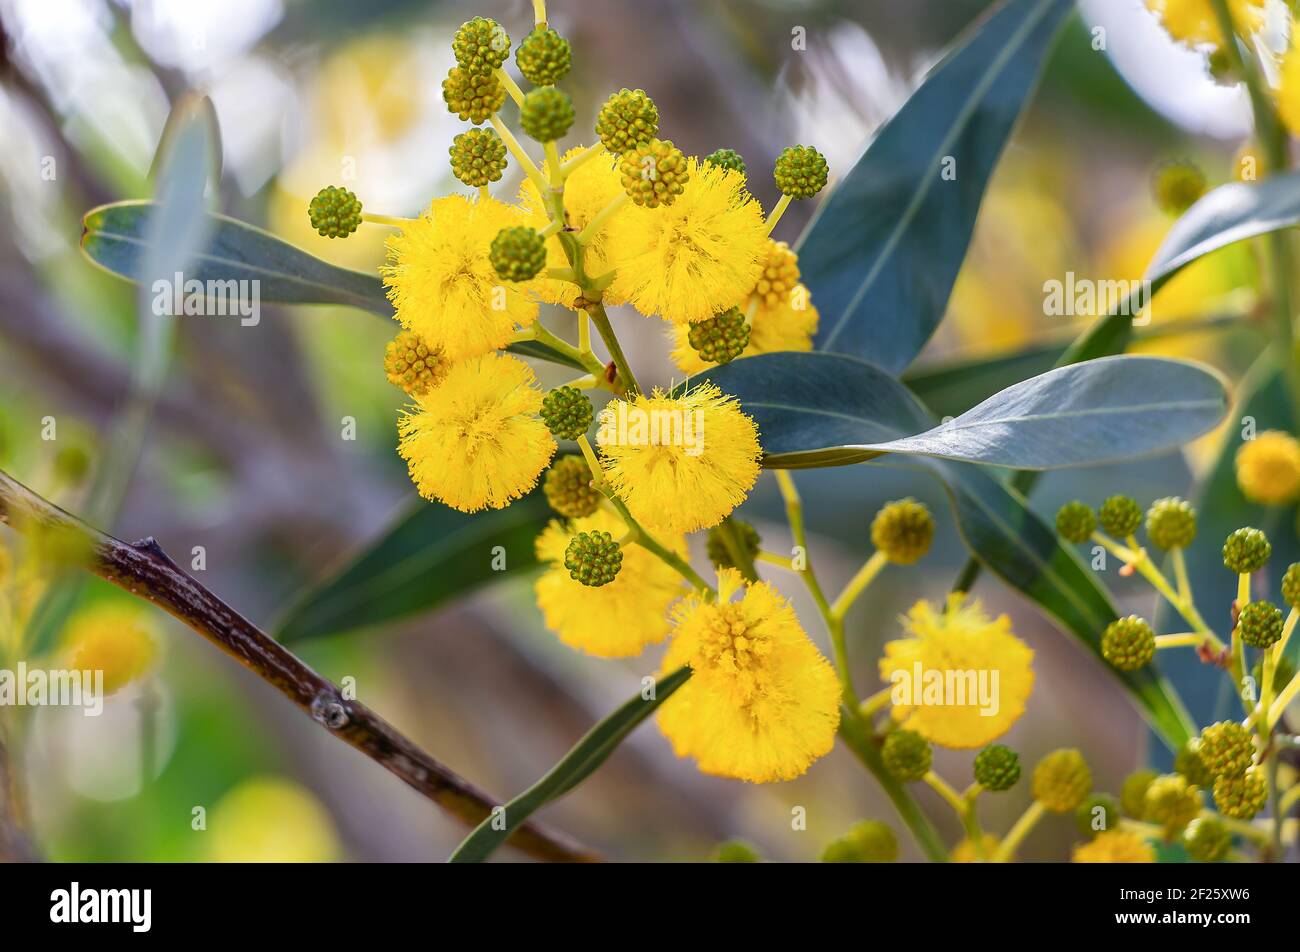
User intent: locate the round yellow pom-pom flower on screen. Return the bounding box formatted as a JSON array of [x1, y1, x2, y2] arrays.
[[1072, 830, 1155, 864], [656, 568, 841, 782], [1145, 0, 1264, 51], [65, 605, 157, 696], [1279, 33, 1300, 138], [1235, 430, 1300, 505], [207, 777, 340, 862], [596, 383, 761, 535], [382, 194, 538, 360], [398, 353, 555, 512], [669, 286, 819, 375], [604, 158, 768, 324], [877, 594, 1034, 749], [534, 508, 687, 657]]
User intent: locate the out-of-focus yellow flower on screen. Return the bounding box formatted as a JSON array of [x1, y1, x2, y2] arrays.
[[1236, 430, 1300, 505], [951, 833, 1000, 862], [656, 568, 841, 782], [208, 778, 340, 863], [1072, 830, 1155, 863], [1145, 0, 1265, 51], [64, 605, 157, 696], [1278, 32, 1300, 138]]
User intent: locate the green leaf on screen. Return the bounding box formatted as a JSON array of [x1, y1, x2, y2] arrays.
[[802, 0, 1073, 373], [449, 666, 691, 863], [276, 488, 553, 642], [696, 352, 1228, 470]]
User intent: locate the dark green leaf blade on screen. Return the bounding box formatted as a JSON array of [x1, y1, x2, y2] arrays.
[[802, 0, 1073, 372]]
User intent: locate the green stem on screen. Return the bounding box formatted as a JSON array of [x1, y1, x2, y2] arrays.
[[586, 302, 641, 396], [993, 800, 1045, 862], [830, 550, 888, 620]]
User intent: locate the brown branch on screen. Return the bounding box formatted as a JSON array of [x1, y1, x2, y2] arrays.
[[0, 468, 599, 863]]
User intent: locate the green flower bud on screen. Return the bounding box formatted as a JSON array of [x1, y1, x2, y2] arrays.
[[452, 17, 511, 75], [1142, 773, 1202, 837], [1153, 159, 1207, 216], [1223, 527, 1271, 574], [711, 839, 761, 863], [1236, 599, 1283, 649], [704, 148, 747, 175], [882, 729, 931, 782], [1120, 769, 1157, 817], [821, 820, 898, 863], [449, 128, 508, 187], [515, 27, 571, 86], [871, 498, 934, 565], [563, 530, 623, 587], [1174, 739, 1214, 789], [973, 744, 1021, 792], [619, 138, 689, 208], [1183, 817, 1231, 863], [540, 386, 594, 441], [442, 66, 506, 124], [687, 307, 750, 364], [543, 456, 600, 519], [1101, 615, 1156, 671], [1055, 500, 1096, 544], [594, 88, 659, 155], [1032, 748, 1091, 813], [490, 226, 548, 282], [308, 185, 362, 239], [1212, 767, 1267, 819], [520, 86, 575, 142], [1099, 495, 1142, 537], [774, 144, 829, 199], [384, 330, 447, 397], [705, 519, 761, 571], [1075, 793, 1120, 838], [1145, 496, 1197, 550], [1198, 721, 1254, 780], [53, 445, 91, 485], [1282, 562, 1300, 608]]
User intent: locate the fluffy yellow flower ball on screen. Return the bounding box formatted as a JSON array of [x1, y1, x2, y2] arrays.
[[604, 159, 768, 324], [878, 594, 1034, 749], [382, 194, 539, 360], [596, 383, 761, 534], [669, 286, 820, 375], [65, 605, 157, 696], [534, 508, 687, 657], [1145, 0, 1264, 51], [1235, 430, 1300, 505], [1279, 35, 1300, 138], [207, 777, 340, 862], [398, 353, 555, 512], [1072, 830, 1155, 863], [656, 568, 841, 782]]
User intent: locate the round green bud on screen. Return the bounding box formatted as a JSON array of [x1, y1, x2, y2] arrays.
[[1212, 767, 1268, 819], [711, 839, 761, 863], [515, 27, 571, 86], [871, 498, 934, 565], [1099, 495, 1142, 537], [1183, 817, 1232, 863], [1236, 599, 1284, 649], [845, 820, 898, 863], [384, 330, 447, 397], [490, 226, 548, 282], [1223, 527, 1271, 574], [1174, 739, 1214, 789], [539, 386, 594, 441], [594, 88, 659, 155], [619, 138, 690, 208], [1101, 615, 1156, 671], [973, 743, 1021, 792], [1145, 496, 1197, 550], [1120, 769, 1157, 817], [705, 519, 761, 571], [1282, 562, 1300, 608], [1075, 793, 1120, 838], [704, 148, 747, 175], [1055, 501, 1096, 544], [882, 729, 931, 782], [308, 185, 362, 239], [53, 445, 91, 485], [1032, 748, 1091, 813], [820, 837, 862, 864], [1153, 159, 1207, 216], [1142, 773, 1202, 837], [774, 144, 829, 199], [520, 87, 575, 142], [687, 307, 750, 364], [442, 66, 506, 124], [449, 128, 508, 187], [563, 530, 623, 587], [543, 455, 600, 519], [452, 16, 511, 75], [1198, 721, 1254, 780]]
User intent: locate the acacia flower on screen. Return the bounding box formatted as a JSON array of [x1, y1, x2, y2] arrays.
[[1071, 830, 1155, 864], [656, 568, 841, 782], [398, 353, 555, 512], [65, 605, 157, 695], [1145, 0, 1264, 51], [1235, 430, 1300, 505]]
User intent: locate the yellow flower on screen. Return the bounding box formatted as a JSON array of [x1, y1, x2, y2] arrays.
[[519, 146, 629, 310], [1072, 830, 1155, 863], [1235, 430, 1300, 505], [656, 568, 841, 782], [1280, 36, 1300, 138], [604, 159, 768, 324], [596, 383, 761, 534], [208, 778, 340, 862], [398, 353, 555, 512], [669, 286, 819, 375], [534, 508, 687, 657], [878, 594, 1034, 749], [382, 194, 538, 361], [65, 605, 157, 695], [1145, 0, 1264, 50], [951, 833, 1000, 862]]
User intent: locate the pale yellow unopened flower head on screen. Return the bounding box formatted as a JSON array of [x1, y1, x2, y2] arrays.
[[604, 159, 768, 324], [1235, 430, 1300, 505], [669, 286, 819, 375], [1071, 830, 1155, 863], [534, 508, 687, 657], [383, 194, 538, 360], [596, 383, 762, 534], [207, 777, 340, 862], [656, 568, 840, 782], [398, 353, 555, 512], [65, 604, 157, 695], [878, 594, 1034, 749]]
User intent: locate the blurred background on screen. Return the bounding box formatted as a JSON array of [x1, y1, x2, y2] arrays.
[[0, 0, 1279, 861]]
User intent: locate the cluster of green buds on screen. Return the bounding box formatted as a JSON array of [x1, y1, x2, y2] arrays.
[[384, 330, 447, 397], [705, 519, 761, 572], [1057, 493, 1197, 550], [820, 820, 898, 863], [564, 529, 622, 587], [543, 455, 600, 518], [882, 729, 932, 782], [687, 307, 750, 364], [539, 386, 593, 441], [490, 225, 548, 282], [308, 185, 363, 239], [1196, 721, 1267, 820]]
